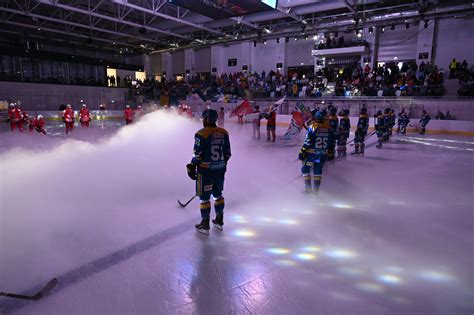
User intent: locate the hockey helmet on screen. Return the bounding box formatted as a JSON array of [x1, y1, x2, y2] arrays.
[[384, 107, 390, 114], [37, 115, 43, 119], [360, 107, 367, 114], [66, 104, 72, 108], [202, 108, 218, 123], [329, 106, 337, 115], [314, 110, 326, 122], [376, 110, 383, 116], [82, 104, 87, 107], [126, 105, 130, 108], [344, 109, 350, 116]]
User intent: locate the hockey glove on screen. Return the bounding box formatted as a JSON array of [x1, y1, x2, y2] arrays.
[[186, 163, 197, 180], [298, 150, 307, 161]]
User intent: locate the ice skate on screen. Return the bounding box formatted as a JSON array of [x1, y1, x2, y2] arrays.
[[195, 219, 210, 235], [212, 213, 224, 230]]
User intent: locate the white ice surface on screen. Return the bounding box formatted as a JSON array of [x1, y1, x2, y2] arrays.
[[0, 110, 473, 314]]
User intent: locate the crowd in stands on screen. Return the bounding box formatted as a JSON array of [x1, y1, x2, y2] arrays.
[[334, 60, 445, 97], [450, 58, 474, 97]]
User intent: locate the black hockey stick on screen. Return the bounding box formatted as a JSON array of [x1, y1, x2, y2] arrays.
[[178, 195, 197, 208], [0, 278, 58, 301], [349, 131, 376, 146]]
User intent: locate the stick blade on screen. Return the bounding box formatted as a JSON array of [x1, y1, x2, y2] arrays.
[[177, 199, 186, 207], [33, 278, 58, 300]]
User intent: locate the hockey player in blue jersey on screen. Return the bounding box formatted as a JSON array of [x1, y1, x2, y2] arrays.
[[419, 110, 431, 135], [337, 109, 351, 158], [351, 107, 369, 156], [326, 106, 338, 161], [375, 110, 386, 148], [399, 112, 410, 134], [382, 108, 391, 142], [298, 110, 334, 195], [187, 109, 231, 235], [397, 109, 406, 134]]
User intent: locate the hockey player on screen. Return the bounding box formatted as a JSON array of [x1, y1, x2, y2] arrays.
[[299, 110, 334, 195], [63, 104, 75, 134], [33, 115, 47, 134], [419, 110, 431, 135], [351, 107, 369, 156], [375, 110, 386, 148], [337, 109, 351, 158], [388, 109, 396, 137], [399, 112, 410, 134], [187, 109, 231, 235], [382, 108, 391, 142], [79, 104, 91, 127], [397, 109, 406, 134], [326, 106, 338, 161], [9, 104, 24, 132], [218, 107, 225, 127], [124, 105, 134, 125], [266, 110, 277, 142]]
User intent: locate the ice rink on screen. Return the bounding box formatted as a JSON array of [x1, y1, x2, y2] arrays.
[[0, 110, 473, 315]]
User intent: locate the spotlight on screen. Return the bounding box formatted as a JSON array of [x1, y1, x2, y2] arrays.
[[381, 26, 385, 33], [294, 37, 298, 41], [254, 41, 257, 47], [263, 39, 267, 44], [285, 37, 289, 43], [391, 25, 395, 30], [305, 35, 308, 40], [334, 31, 338, 37], [313, 35, 318, 40], [355, 17, 360, 25], [276, 37, 280, 43], [368, 26, 373, 34], [405, 23, 410, 29], [301, 25, 306, 32], [424, 20, 429, 28]]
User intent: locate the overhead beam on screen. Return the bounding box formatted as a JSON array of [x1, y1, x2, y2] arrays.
[[0, 20, 135, 47], [110, 0, 223, 35], [231, 16, 258, 29], [35, 0, 188, 39], [0, 6, 157, 43]]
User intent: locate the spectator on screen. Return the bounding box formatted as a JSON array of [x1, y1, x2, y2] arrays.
[[449, 58, 457, 79], [435, 111, 445, 120]]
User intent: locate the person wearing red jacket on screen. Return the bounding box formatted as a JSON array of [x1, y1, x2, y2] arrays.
[[124, 105, 134, 125], [32, 115, 47, 134], [266, 110, 277, 142], [9, 104, 24, 132], [79, 104, 91, 127], [63, 104, 75, 134]]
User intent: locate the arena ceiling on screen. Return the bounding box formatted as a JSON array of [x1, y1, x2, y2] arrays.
[[0, 0, 473, 54]]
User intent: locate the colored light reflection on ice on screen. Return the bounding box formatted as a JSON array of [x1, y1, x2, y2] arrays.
[[331, 202, 353, 209], [266, 247, 290, 255], [355, 282, 385, 293], [325, 248, 356, 259], [377, 274, 402, 285], [294, 253, 317, 261], [418, 270, 455, 283], [300, 246, 321, 252], [278, 218, 299, 225], [231, 214, 247, 223], [231, 229, 256, 238]]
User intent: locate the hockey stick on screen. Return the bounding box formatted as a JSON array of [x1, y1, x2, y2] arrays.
[[178, 195, 197, 208], [0, 278, 58, 301], [349, 131, 376, 146]]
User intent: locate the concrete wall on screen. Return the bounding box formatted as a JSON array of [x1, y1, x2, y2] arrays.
[[194, 47, 211, 73], [285, 38, 314, 68], [0, 81, 128, 110], [434, 17, 474, 72]]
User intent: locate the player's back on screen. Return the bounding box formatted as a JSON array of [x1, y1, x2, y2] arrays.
[[194, 127, 231, 172]]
